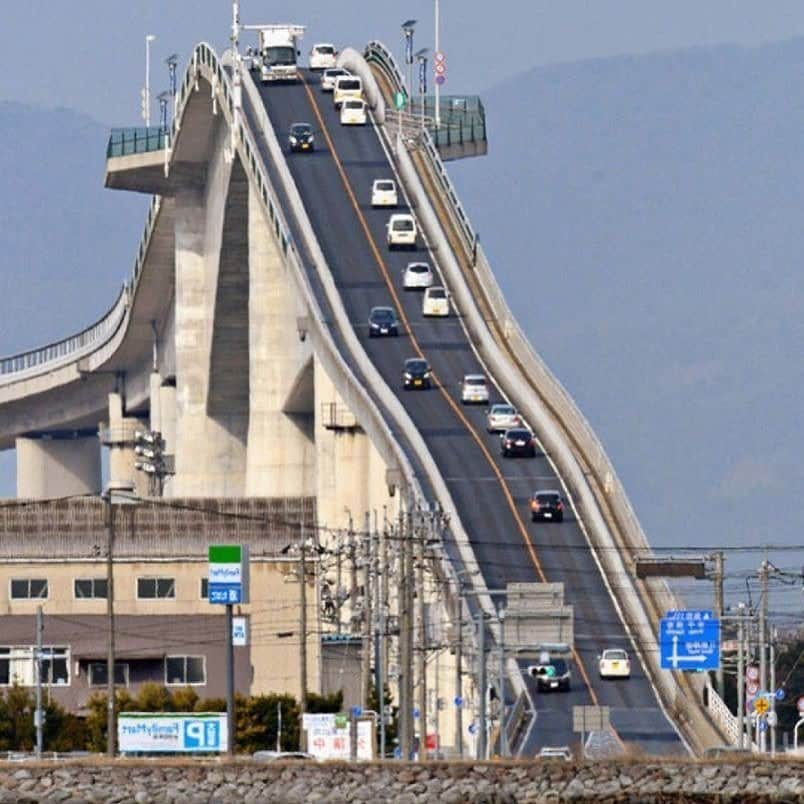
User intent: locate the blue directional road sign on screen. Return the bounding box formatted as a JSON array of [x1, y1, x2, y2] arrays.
[[660, 609, 720, 671]]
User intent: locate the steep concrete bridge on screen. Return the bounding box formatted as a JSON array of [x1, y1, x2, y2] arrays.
[[0, 40, 726, 756]]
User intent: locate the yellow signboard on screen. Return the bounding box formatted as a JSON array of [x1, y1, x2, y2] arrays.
[[753, 696, 769, 716]]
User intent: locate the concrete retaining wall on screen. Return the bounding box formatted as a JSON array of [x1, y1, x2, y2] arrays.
[[0, 760, 799, 802]]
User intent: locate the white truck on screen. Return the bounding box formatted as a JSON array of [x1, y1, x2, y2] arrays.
[[248, 25, 306, 83]]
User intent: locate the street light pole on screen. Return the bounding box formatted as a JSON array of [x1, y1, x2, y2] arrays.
[[434, 0, 441, 129], [144, 34, 156, 127], [105, 496, 116, 757]]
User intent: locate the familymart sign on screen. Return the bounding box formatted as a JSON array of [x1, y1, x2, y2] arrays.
[[208, 544, 250, 605]]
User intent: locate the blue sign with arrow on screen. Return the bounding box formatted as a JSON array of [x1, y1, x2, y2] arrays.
[[659, 609, 720, 671]]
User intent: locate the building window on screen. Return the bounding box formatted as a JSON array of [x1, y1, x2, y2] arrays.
[[74, 578, 108, 599], [0, 646, 69, 686], [165, 655, 205, 685], [137, 577, 175, 599], [88, 662, 129, 687], [10, 579, 48, 600], [200, 577, 209, 599]]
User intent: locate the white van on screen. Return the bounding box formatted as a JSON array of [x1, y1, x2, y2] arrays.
[[333, 75, 363, 109]]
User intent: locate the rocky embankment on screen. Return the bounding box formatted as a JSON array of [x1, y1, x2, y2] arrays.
[[0, 759, 801, 802]]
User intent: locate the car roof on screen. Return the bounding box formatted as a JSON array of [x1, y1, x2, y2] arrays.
[[313, 43, 335, 48], [405, 357, 428, 366], [406, 261, 430, 269], [290, 122, 312, 128], [374, 178, 395, 185], [370, 306, 394, 314], [533, 489, 561, 496], [463, 374, 486, 381]]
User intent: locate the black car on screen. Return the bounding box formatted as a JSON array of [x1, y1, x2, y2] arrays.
[[289, 123, 314, 152], [501, 428, 536, 458], [402, 358, 432, 390], [368, 306, 399, 338], [530, 658, 571, 692], [530, 490, 564, 522]]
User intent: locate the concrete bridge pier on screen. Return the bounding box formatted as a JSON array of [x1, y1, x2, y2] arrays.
[[15, 432, 101, 498], [104, 392, 149, 497]]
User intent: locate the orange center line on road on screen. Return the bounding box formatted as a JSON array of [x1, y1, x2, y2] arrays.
[[301, 75, 602, 710]]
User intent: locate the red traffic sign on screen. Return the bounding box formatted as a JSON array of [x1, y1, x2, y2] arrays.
[[434, 51, 445, 63], [797, 695, 804, 714], [746, 680, 759, 696], [434, 62, 446, 76], [746, 666, 759, 682]]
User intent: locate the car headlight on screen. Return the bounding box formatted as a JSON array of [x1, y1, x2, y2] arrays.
[[424, 371, 431, 378], [289, 136, 298, 144], [404, 372, 412, 380]]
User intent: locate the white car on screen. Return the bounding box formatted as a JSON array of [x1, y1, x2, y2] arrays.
[[422, 286, 449, 317], [486, 403, 521, 433], [461, 374, 489, 405], [340, 99, 367, 125], [333, 76, 363, 109], [321, 67, 349, 92], [309, 43, 337, 70], [371, 179, 398, 208], [403, 262, 434, 290], [599, 649, 631, 679], [386, 213, 417, 249]]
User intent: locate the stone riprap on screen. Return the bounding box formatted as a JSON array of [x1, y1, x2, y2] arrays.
[[0, 759, 800, 803]]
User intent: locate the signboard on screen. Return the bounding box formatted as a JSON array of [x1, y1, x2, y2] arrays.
[[753, 696, 769, 716], [746, 666, 759, 682], [573, 705, 611, 733], [303, 714, 373, 760], [232, 616, 248, 646], [208, 544, 249, 605], [434, 50, 446, 86], [659, 610, 720, 670], [118, 713, 227, 753], [393, 91, 407, 110]]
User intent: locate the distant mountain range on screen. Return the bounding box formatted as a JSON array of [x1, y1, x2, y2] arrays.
[[1, 39, 802, 613]]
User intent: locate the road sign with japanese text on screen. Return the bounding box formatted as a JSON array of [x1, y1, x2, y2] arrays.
[[659, 610, 720, 671]]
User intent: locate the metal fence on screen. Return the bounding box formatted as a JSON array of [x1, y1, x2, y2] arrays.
[[106, 127, 169, 158], [364, 42, 486, 154]]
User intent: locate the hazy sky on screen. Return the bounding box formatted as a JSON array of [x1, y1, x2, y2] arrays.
[[5, 2, 804, 122]]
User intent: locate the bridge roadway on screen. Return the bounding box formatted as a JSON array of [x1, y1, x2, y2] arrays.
[[249, 69, 684, 755]]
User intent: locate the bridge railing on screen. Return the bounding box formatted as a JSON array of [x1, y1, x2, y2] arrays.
[[0, 195, 161, 381], [107, 127, 169, 158]]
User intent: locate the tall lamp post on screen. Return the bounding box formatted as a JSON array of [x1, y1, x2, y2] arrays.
[[142, 34, 157, 127], [401, 20, 416, 99], [433, 0, 441, 128], [415, 48, 428, 128], [103, 481, 137, 757]]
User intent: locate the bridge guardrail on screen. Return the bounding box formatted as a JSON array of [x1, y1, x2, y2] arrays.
[[0, 196, 161, 382], [107, 127, 169, 158]]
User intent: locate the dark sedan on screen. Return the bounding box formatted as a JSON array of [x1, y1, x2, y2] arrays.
[[500, 427, 536, 458], [402, 357, 432, 390], [368, 306, 399, 338], [289, 123, 314, 152], [530, 490, 564, 522]]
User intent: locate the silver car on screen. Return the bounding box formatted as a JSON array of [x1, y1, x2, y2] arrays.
[[486, 403, 520, 433], [461, 374, 489, 405], [403, 262, 434, 290], [321, 67, 349, 92]]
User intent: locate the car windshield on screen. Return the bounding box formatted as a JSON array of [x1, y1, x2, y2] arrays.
[[406, 360, 428, 373], [264, 46, 296, 66], [393, 219, 415, 231], [605, 650, 628, 661], [465, 377, 486, 386], [545, 659, 568, 675], [428, 288, 446, 299], [371, 308, 394, 322], [316, 46, 334, 54], [492, 405, 515, 416], [345, 100, 363, 109], [376, 181, 395, 191], [408, 263, 429, 273], [337, 79, 361, 91], [507, 429, 531, 439], [291, 125, 312, 135], [536, 493, 559, 504]]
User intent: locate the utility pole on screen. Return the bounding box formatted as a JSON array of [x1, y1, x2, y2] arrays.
[[736, 602, 746, 750], [34, 605, 44, 757], [398, 504, 415, 759], [299, 535, 308, 714], [416, 513, 428, 758], [335, 529, 343, 635], [769, 632, 777, 756], [105, 498, 117, 757], [712, 551, 725, 698], [362, 512, 372, 711], [498, 605, 508, 758], [454, 589, 464, 758], [376, 511, 387, 758], [758, 555, 769, 753], [476, 612, 487, 760]]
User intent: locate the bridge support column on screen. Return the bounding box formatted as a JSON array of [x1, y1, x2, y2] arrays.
[[105, 392, 149, 498], [15, 433, 101, 498], [245, 185, 315, 497]]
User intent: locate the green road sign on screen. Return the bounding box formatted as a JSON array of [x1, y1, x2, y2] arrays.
[[394, 91, 407, 110]]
